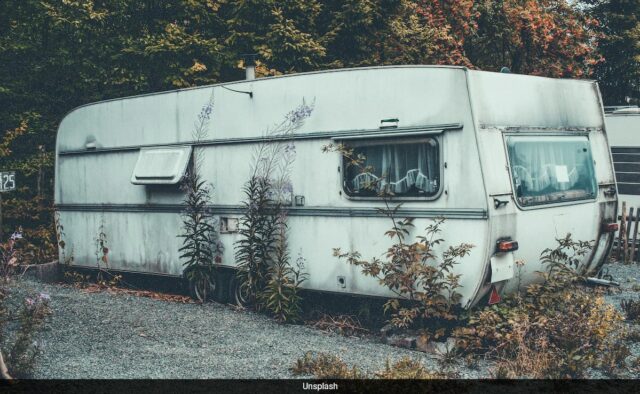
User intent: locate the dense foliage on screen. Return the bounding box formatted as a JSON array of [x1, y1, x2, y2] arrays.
[[454, 236, 629, 378], [583, 0, 640, 105], [0, 0, 638, 261]]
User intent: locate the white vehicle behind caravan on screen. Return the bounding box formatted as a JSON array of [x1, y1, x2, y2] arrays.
[[605, 107, 640, 212], [55, 66, 618, 308]]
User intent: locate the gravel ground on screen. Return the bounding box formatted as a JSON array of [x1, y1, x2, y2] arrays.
[[5, 262, 640, 379], [8, 279, 488, 379]]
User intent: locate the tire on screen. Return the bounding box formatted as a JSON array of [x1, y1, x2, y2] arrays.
[[213, 271, 229, 304], [189, 275, 216, 302], [228, 274, 252, 307]]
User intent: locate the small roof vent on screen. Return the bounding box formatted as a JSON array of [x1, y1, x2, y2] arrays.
[[131, 146, 192, 185]]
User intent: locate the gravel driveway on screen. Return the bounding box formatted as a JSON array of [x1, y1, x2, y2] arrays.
[[13, 280, 486, 379], [8, 262, 640, 379]]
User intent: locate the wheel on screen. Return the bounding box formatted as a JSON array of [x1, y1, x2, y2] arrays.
[[213, 271, 229, 304], [189, 275, 216, 302], [228, 274, 252, 307]]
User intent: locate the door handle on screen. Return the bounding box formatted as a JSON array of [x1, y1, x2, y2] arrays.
[[494, 198, 510, 209]]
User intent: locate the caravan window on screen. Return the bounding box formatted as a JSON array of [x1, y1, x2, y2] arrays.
[[506, 136, 597, 207], [343, 138, 440, 198]]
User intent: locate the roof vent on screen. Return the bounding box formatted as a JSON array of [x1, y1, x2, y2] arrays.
[[242, 54, 257, 81]]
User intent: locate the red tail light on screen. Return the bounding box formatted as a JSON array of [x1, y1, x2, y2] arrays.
[[496, 239, 519, 253], [601, 223, 619, 233]]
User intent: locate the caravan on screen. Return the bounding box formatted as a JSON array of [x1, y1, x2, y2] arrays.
[[55, 66, 617, 307], [605, 107, 640, 213]]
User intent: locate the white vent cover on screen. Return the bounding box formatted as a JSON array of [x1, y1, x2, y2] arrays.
[[131, 146, 192, 185]]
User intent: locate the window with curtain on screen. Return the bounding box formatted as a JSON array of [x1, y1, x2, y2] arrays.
[[343, 138, 440, 197], [506, 135, 597, 207]]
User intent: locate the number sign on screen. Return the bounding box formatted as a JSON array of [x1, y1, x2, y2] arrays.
[[0, 172, 16, 192]]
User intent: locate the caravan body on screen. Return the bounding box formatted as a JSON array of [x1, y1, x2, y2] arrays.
[[55, 66, 617, 307]]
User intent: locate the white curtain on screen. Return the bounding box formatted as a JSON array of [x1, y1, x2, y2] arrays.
[[509, 138, 592, 196], [349, 140, 439, 195]]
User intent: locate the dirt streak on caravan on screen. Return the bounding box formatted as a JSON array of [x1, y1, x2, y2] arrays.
[[54, 66, 617, 307]]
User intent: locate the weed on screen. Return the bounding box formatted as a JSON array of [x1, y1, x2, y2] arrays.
[[292, 352, 365, 379], [621, 298, 640, 321], [179, 95, 223, 302], [334, 217, 471, 332], [454, 235, 627, 378], [325, 143, 471, 333], [235, 100, 313, 322], [307, 312, 370, 337], [435, 341, 461, 370], [626, 329, 640, 342], [375, 357, 449, 379], [63, 270, 90, 288], [0, 290, 51, 379]]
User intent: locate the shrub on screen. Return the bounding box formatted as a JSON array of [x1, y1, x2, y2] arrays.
[[0, 231, 23, 282], [0, 290, 51, 379], [307, 312, 370, 337], [454, 235, 627, 378], [621, 299, 640, 321], [292, 353, 448, 379], [325, 143, 471, 339], [334, 217, 472, 334], [375, 357, 449, 379], [292, 352, 365, 379]]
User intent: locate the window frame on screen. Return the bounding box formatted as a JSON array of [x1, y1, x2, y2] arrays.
[[340, 136, 444, 201], [503, 132, 598, 210]]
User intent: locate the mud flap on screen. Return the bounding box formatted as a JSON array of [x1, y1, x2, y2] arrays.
[[490, 253, 514, 283]]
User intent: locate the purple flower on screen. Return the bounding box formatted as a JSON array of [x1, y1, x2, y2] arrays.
[[25, 297, 34, 307], [10, 231, 22, 240], [287, 103, 313, 124], [284, 143, 296, 157], [198, 103, 213, 122], [281, 181, 293, 194]]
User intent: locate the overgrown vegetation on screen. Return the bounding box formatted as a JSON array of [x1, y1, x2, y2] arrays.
[[234, 102, 312, 323], [292, 352, 449, 379], [621, 298, 640, 322], [333, 217, 472, 341], [179, 96, 223, 303], [324, 140, 637, 378], [326, 142, 472, 341], [0, 231, 51, 379], [454, 235, 629, 378], [307, 312, 370, 337], [375, 357, 450, 379], [292, 352, 365, 379]]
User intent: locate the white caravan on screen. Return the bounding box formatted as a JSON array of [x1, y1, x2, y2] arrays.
[[605, 107, 640, 212], [55, 66, 618, 307]]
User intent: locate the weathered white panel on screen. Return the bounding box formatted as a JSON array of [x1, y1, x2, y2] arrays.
[[606, 114, 640, 147], [468, 70, 603, 129]]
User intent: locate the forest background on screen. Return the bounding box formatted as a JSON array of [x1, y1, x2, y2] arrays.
[[0, 0, 638, 261]]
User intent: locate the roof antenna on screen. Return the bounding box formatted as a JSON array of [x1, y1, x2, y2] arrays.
[[242, 53, 257, 80]]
